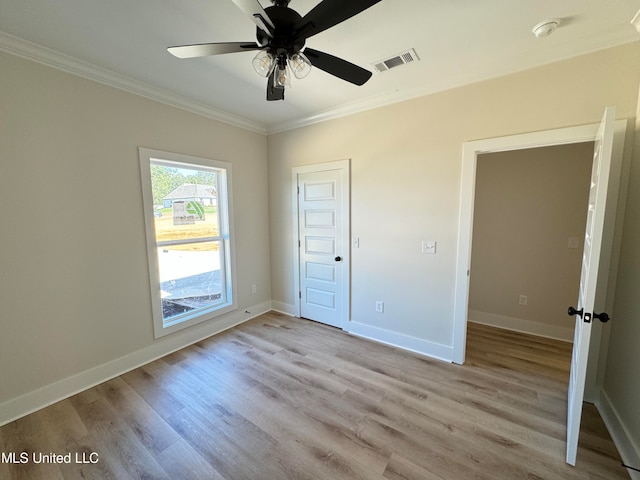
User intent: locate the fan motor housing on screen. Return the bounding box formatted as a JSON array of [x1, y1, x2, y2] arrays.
[[257, 5, 305, 55]]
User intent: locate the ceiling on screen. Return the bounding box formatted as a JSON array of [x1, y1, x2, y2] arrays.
[[1, 0, 639, 133]]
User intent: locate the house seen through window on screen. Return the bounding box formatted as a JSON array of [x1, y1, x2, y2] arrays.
[[139, 148, 236, 337]]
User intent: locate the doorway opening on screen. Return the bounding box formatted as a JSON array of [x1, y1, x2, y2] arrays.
[[452, 119, 626, 368], [452, 113, 626, 465], [467, 143, 593, 346]]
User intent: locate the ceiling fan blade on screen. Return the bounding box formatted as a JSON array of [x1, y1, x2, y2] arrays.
[[304, 48, 372, 86], [267, 70, 285, 101], [167, 42, 261, 58], [293, 0, 381, 40], [232, 0, 275, 36]]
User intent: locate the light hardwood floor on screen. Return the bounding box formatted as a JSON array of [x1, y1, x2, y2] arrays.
[[0, 312, 629, 479]]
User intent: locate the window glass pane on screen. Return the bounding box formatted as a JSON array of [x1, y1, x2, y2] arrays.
[[158, 241, 224, 322], [150, 164, 219, 242], [153, 203, 219, 243]]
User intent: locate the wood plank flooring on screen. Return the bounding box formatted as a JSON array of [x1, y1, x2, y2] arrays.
[[0, 313, 629, 479]]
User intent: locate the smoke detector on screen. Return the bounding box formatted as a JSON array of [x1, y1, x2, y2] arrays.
[[532, 19, 561, 38]]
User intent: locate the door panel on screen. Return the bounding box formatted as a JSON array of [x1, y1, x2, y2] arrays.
[[566, 107, 615, 465], [305, 236, 335, 255], [297, 166, 348, 328], [306, 262, 336, 282]]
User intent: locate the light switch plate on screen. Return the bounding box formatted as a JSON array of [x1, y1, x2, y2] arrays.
[[422, 240, 437, 254]]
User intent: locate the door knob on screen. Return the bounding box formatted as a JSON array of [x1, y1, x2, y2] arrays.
[[594, 311, 610, 323], [334, 256, 342, 262], [568, 306, 583, 317]]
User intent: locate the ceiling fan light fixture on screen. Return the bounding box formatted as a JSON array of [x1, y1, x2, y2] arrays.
[[289, 52, 312, 79], [252, 50, 276, 77], [274, 63, 291, 88], [171, 0, 382, 101]]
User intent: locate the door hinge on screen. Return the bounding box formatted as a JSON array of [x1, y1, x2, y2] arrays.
[[299, 291, 302, 299], [297, 186, 300, 194], [298, 240, 301, 248]]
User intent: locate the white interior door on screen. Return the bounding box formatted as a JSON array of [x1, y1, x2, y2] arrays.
[[566, 107, 615, 465], [295, 161, 349, 328]]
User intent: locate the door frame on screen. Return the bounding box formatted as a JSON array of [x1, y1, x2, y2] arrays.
[[452, 120, 627, 370], [292, 159, 351, 327]]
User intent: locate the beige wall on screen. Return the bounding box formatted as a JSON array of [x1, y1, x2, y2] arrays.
[[603, 79, 640, 458], [468, 144, 594, 340], [268, 43, 640, 353], [0, 52, 271, 408]]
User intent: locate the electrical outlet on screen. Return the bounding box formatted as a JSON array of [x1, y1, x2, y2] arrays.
[[375, 301, 384, 313], [251, 284, 257, 294], [519, 294, 528, 306]]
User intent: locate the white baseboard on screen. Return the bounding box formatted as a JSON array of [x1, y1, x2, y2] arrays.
[[347, 321, 453, 363], [271, 300, 297, 317], [596, 390, 640, 480], [0, 301, 272, 427], [468, 310, 574, 342]]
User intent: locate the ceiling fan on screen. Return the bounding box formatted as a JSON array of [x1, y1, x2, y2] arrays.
[[168, 0, 382, 101]]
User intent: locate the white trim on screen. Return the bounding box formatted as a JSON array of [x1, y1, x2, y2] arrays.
[[596, 391, 640, 480], [292, 160, 351, 327], [271, 301, 297, 317], [452, 120, 627, 365], [0, 301, 272, 427], [3, 31, 634, 138], [468, 312, 573, 342], [0, 31, 266, 135], [266, 45, 639, 134], [347, 321, 453, 363]]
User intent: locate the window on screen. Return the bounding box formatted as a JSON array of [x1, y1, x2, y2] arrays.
[[139, 148, 236, 337]]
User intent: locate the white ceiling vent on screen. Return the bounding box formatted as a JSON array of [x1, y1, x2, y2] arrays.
[[372, 49, 420, 73]]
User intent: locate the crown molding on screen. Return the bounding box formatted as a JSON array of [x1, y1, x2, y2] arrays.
[[0, 31, 267, 135], [268, 33, 639, 134], [2, 29, 637, 137]]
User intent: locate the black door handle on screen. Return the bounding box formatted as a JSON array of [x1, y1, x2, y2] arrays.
[[568, 306, 583, 317], [335, 256, 342, 262], [594, 312, 610, 323]]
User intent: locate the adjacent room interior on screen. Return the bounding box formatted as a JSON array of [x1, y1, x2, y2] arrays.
[[1, 1, 640, 478], [468, 143, 594, 342]]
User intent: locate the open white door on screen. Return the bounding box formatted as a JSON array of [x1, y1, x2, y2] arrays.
[[566, 107, 615, 465]]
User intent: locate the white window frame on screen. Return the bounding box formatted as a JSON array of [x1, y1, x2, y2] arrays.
[[139, 147, 237, 338]]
